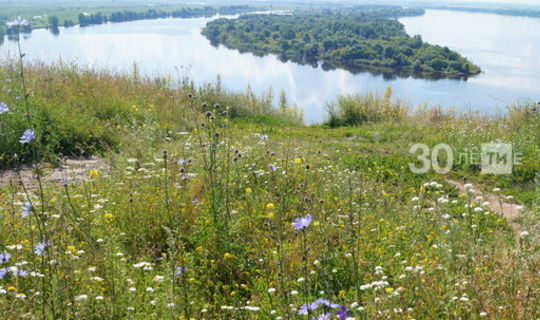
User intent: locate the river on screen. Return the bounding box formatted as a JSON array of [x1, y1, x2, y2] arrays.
[[1, 9, 539, 123]]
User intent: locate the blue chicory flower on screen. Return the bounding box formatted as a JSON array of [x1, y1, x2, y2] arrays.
[[0, 102, 8, 114], [317, 313, 331, 320], [19, 129, 35, 144], [336, 306, 349, 320], [0, 267, 9, 279], [21, 201, 33, 218], [7, 16, 29, 28], [34, 241, 50, 255], [292, 214, 313, 230], [0, 252, 10, 264], [175, 266, 186, 276]]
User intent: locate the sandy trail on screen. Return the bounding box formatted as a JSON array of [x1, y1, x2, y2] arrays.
[[445, 178, 524, 231]]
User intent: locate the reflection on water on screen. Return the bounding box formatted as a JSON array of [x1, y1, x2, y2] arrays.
[[1, 10, 539, 123]]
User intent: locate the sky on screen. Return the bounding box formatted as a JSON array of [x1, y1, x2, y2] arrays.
[[333, 0, 540, 8]]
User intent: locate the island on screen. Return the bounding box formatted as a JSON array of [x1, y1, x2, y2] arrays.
[[202, 8, 482, 79]]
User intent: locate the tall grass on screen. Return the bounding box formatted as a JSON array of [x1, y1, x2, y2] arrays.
[[326, 87, 407, 127], [0, 54, 539, 319], [0, 61, 302, 168]]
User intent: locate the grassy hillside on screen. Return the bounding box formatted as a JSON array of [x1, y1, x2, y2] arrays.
[[0, 60, 539, 319]]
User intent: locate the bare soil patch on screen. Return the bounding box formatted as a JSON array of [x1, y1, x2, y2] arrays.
[[0, 157, 108, 188]]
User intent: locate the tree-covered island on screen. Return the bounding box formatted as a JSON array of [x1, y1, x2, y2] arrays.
[[202, 8, 482, 79]]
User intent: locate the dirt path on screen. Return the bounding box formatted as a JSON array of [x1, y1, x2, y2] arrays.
[[445, 178, 524, 231], [0, 157, 108, 189]]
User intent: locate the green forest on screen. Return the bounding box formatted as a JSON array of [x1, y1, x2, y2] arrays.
[[202, 9, 482, 79]]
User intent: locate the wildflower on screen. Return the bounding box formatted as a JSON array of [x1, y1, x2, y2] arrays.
[[298, 299, 341, 315], [174, 266, 186, 276], [132, 261, 152, 269], [260, 134, 269, 140], [266, 202, 275, 209], [294, 158, 303, 164], [7, 17, 29, 28], [0, 268, 8, 279], [14, 269, 28, 277], [88, 169, 100, 179], [290, 290, 299, 295], [297, 301, 320, 315], [336, 306, 349, 320], [34, 241, 50, 255], [223, 253, 235, 259], [0, 252, 10, 264], [244, 306, 260, 311], [19, 129, 35, 144], [95, 296, 104, 301], [74, 294, 88, 301], [268, 288, 276, 294], [519, 231, 530, 237], [292, 214, 313, 230], [317, 314, 331, 320], [315, 299, 340, 308], [0, 102, 8, 114], [245, 187, 252, 193]]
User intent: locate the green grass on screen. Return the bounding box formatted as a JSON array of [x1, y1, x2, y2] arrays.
[[0, 60, 539, 319]]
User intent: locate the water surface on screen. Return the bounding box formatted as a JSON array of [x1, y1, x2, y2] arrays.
[[1, 10, 539, 123]]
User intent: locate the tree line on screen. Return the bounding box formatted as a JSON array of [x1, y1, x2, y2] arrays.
[[77, 5, 253, 27], [202, 8, 481, 79]]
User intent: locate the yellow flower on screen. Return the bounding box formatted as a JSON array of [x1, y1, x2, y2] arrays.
[[104, 213, 113, 219], [223, 253, 235, 259], [245, 188, 252, 193], [88, 169, 100, 179], [7, 286, 16, 292], [67, 245, 76, 253], [266, 212, 274, 218], [385, 288, 395, 293], [293, 158, 302, 164], [266, 203, 275, 209]]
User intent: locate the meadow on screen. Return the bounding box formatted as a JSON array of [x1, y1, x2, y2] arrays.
[[0, 26, 539, 320]]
